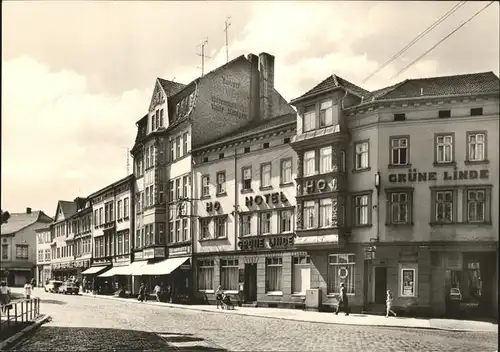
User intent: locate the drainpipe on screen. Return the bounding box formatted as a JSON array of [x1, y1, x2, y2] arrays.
[[233, 148, 239, 252]]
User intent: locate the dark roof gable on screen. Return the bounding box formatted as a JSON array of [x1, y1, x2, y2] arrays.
[[157, 78, 186, 97]]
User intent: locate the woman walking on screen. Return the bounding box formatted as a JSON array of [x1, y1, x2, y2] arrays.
[[386, 289, 397, 317]]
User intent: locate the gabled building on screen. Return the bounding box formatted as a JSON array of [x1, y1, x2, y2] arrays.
[[290, 71, 499, 318], [66, 197, 93, 282], [0, 207, 52, 286], [130, 52, 295, 296]]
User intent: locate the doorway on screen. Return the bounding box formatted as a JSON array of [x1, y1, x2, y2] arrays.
[[244, 263, 257, 303], [374, 267, 387, 304]]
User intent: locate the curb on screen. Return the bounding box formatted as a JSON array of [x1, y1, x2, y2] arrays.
[[0, 315, 50, 350], [81, 293, 497, 333]]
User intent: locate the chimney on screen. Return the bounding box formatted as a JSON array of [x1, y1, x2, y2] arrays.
[[247, 54, 260, 121], [258, 52, 275, 120], [26, 207, 32, 214]]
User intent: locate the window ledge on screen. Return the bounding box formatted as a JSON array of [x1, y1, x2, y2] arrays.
[[279, 182, 294, 188], [216, 192, 227, 198], [199, 290, 214, 294], [198, 237, 228, 242], [266, 292, 283, 297], [240, 189, 253, 194], [291, 293, 306, 297], [259, 186, 273, 191], [200, 195, 211, 200], [387, 164, 412, 169], [352, 224, 372, 228], [433, 162, 457, 167], [352, 167, 371, 174], [385, 222, 414, 227], [464, 159, 489, 165]]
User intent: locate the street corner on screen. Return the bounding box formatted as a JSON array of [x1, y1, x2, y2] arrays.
[[7, 326, 175, 351]]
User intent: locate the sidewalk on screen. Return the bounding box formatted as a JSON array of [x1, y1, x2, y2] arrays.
[[81, 292, 498, 333]]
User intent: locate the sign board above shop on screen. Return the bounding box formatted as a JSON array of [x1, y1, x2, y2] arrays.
[[143, 247, 166, 260], [388, 169, 489, 183], [238, 234, 295, 251]]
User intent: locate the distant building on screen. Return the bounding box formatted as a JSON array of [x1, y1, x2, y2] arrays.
[[290, 71, 499, 318], [66, 197, 93, 282], [35, 225, 52, 286], [1, 207, 52, 286]]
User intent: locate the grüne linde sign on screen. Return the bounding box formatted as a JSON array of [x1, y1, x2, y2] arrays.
[[238, 235, 295, 251], [388, 169, 489, 183]]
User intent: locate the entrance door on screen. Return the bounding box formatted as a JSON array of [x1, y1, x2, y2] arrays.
[[374, 267, 387, 304], [244, 264, 257, 302]]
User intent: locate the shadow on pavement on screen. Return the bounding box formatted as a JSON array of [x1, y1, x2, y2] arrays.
[[0, 322, 32, 342], [38, 299, 67, 305], [174, 347, 227, 351]]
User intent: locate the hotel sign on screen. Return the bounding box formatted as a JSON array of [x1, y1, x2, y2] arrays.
[[245, 192, 288, 207], [237, 235, 295, 251], [206, 201, 221, 212], [388, 169, 489, 183]]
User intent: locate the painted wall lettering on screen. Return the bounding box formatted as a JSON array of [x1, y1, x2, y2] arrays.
[[304, 178, 338, 194], [245, 192, 288, 207], [388, 169, 489, 183], [206, 201, 221, 212], [237, 235, 295, 251]]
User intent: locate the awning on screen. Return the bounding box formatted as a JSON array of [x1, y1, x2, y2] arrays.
[[81, 266, 109, 275], [98, 265, 131, 277], [295, 234, 340, 246], [128, 261, 148, 276], [139, 257, 189, 276]]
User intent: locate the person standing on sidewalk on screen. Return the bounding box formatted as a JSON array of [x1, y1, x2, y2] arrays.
[[24, 280, 33, 299], [138, 282, 147, 302], [154, 283, 161, 302], [386, 289, 397, 318], [335, 282, 349, 316], [0, 281, 11, 313]]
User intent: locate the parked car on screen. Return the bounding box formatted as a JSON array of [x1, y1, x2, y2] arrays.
[[45, 280, 63, 293], [59, 281, 79, 295]]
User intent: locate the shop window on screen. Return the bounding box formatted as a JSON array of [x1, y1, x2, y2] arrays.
[[292, 256, 311, 294], [198, 259, 214, 291], [220, 259, 239, 291], [266, 257, 283, 293], [327, 254, 355, 294], [399, 263, 418, 297]]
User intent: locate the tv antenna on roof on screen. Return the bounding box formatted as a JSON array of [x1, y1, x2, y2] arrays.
[[197, 38, 211, 77], [224, 17, 231, 64]]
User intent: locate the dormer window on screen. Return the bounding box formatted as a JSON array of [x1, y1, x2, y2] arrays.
[[303, 105, 316, 132], [319, 100, 333, 127]]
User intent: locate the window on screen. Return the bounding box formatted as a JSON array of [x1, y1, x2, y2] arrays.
[[175, 179, 181, 200], [200, 218, 210, 239], [170, 139, 175, 161], [242, 167, 252, 190], [390, 137, 409, 165], [215, 217, 227, 238], [117, 200, 123, 220], [203, 156, 209, 163], [466, 189, 487, 223], [399, 264, 417, 297], [160, 109, 164, 127], [175, 220, 181, 242], [303, 150, 315, 176], [280, 210, 293, 233], [146, 147, 151, 169], [303, 105, 316, 132], [393, 113, 406, 121], [216, 172, 226, 195], [470, 107, 483, 116], [1, 244, 8, 259], [319, 100, 333, 127], [94, 210, 98, 227], [263, 142, 269, 149], [176, 136, 181, 159], [293, 256, 311, 294], [117, 233, 123, 255], [328, 254, 355, 294], [241, 214, 251, 236], [467, 132, 486, 162], [319, 146, 332, 173], [183, 132, 189, 155], [260, 212, 272, 235], [244, 146, 250, 154], [124, 198, 129, 219], [435, 134, 454, 163], [354, 141, 369, 170], [169, 181, 175, 203], [438, 110, 451, 118], [220, 259, 239, 291], [303, 200, 316, 229], [198, 259, 214, 291], [387, 191, 412, 225], [104, 202, 113, 223], [319, 198, 332, 227], [182, 219, 188, 242], [16, 244, 29, 259], [183, 176, 189, 198], [266, 257, 283, 292], [284, 137, 290, 144], [99, 208, 103, 225], [260, 163, 271, 188], [280, 158, 292, 184], [354, 194, 369, 226], [434, 190, 454, 223], [201, 175, 210, 197]]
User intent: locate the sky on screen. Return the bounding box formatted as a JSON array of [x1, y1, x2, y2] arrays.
[[2, 1, 499, 216]]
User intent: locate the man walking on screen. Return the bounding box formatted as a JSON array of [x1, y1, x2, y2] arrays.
[[335, 282, 349, 316]]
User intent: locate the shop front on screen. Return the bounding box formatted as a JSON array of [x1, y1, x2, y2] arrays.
[[37, 264, 52, 287], [0, 266, 34, 287], [131, 246, 168, 295], [52, 261, 78, 282], [81, 263, 111, 293]]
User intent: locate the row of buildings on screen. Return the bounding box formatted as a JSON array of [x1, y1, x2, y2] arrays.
[[27, 52, 499, 318]]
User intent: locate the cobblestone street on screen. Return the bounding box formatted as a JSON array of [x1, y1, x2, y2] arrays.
[[9, 290, 498, 351]]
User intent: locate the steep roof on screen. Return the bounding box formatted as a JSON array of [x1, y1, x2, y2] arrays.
[[157, 78, 186, 96], [1, 211, 52, 235], [57, 201, 78, 220], [371, 71, 499, 100], [291, 74, 371, 104]]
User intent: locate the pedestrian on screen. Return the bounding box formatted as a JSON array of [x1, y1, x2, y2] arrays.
[[165, 284, 172, 303], [31, 277, 36, 289], [0, 281, 11, 313], [154, 283, 161, 302], [386, 289, 397, 318], [138, 282, 146, 302], [82, 277, 87, 293], [24, 280, 33, 300], [215, 286, 224, 309], [335, 282, 349, 316]]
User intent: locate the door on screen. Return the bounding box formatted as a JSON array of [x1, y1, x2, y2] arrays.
[[374, 267, 387, 304], [244, 263, 257, 302]]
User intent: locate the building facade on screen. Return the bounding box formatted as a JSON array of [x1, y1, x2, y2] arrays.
[[35, 225, 52, 287], [290, 71, 499, 317], [1, 208, 53, 286], [67, 198, 93, 282], [192, 114, 297, 306]]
